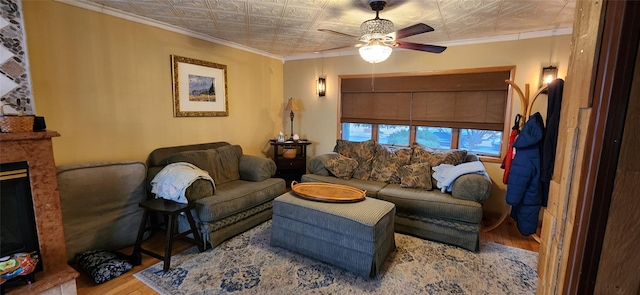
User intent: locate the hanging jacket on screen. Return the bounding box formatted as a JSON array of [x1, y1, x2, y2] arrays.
[[506, 112, 544, 236], [502, 114, 522, 184], [540, 79, 564, 205]]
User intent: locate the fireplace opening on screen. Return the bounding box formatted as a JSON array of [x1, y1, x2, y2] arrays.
[[0, 161, 43, 286]]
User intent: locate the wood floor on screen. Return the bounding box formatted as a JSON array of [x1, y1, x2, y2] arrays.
[[74, 215, 540, 295]]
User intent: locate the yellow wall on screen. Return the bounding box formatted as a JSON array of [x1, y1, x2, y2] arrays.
[[283, 35, 571, 214], [23, 1, 284, 165]]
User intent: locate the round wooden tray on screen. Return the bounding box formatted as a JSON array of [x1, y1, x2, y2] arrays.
[[290, 181, 366, 203]]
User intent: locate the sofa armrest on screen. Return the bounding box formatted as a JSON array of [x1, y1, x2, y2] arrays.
[[307, 153, 338, 176], [450, 173, 492, 203], [239, 155, 276, 182]]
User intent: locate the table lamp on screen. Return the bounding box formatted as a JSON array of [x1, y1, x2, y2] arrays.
[[284, 98, 300, 140]]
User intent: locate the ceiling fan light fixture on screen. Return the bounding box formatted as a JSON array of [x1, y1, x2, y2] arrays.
[[360, 18, 394, 41], [359, 42, 392, 63]]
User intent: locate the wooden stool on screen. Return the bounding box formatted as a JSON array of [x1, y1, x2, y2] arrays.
[[133, 198, 205, 271]]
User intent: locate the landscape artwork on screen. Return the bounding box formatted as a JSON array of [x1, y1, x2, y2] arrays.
[[171, 55, 228, 117], [189, 74, 216, 102]]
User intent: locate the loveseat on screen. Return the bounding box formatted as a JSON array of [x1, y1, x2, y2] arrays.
[[146, 142, 286, 248], [301, 140, 492, 251]]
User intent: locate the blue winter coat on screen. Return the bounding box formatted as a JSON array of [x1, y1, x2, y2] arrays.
[[506, 112, 544, 236]]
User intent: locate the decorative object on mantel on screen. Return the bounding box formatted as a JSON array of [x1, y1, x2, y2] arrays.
[[171, 55, 228, 117], [284, 98, 300, 140], [0, 103, 34, 133]]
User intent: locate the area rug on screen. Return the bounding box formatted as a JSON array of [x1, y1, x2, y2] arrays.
[[134, 221, 538, 294]]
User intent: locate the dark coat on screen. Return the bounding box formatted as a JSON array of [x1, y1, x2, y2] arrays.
[[506, 112, 544, 236], [541, 79, 564, 205]]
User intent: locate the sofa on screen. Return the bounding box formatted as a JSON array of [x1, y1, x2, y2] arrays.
[[57, 161, 148, 263], [301, 140, 492, 251], [146, 142, 286, 248]]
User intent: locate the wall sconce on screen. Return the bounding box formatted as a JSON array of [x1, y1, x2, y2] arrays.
[[540, 66, 558, 89], [317, 77, 326, 96]]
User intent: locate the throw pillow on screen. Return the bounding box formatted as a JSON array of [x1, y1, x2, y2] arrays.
[[167, 149, 218, 180], [325, 154, 358, 180], [370, 145, 412, 183], [75, 250, 132, 284], [398, 163, 433, 190], [333, 139, 377, 180], [410, 142, 467, 187]]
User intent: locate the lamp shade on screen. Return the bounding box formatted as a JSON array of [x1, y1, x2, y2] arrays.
[[285, 98, 300, 111], [359, 42, 392, 63]]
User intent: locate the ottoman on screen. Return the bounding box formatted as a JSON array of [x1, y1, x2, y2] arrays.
[[270, 192, 396, 277]]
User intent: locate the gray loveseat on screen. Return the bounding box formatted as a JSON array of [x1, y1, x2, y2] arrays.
[[302, 140, 492, 251], [146, 142, 286, 248]]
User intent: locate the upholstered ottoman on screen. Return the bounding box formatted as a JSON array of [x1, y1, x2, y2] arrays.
[[270, 192, 396, 277]]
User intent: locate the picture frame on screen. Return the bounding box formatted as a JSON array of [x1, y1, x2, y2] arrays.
[[171, 55, 228, 117]]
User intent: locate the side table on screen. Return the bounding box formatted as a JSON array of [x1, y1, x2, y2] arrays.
[[269, 140, 311, 187]]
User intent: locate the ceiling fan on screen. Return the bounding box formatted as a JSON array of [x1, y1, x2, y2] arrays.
[[319, 0, 446, 63]]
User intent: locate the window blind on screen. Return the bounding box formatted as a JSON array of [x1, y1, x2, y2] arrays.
[[340, 69, 511, 131]]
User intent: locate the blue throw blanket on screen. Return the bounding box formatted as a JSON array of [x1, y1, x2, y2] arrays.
[[151, 162, 214, 203], [432, 161, 489, 193]]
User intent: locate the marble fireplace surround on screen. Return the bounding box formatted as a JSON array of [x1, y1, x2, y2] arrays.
[[0, 131, 78, 294]]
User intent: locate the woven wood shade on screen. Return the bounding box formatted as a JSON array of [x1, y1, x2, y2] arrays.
[[340, 69, 511, 131]]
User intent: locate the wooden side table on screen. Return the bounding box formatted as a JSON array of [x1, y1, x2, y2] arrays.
[[269, 140, 311, 186], [132, 198, 205, 271]]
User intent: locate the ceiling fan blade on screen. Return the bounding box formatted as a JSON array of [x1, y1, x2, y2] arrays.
[[391, 23, 434, 40], [393, 41, 446, 53], [318, 29, 359, 39]]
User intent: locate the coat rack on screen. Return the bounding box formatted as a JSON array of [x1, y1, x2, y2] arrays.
[[482, 80, 548, 243]]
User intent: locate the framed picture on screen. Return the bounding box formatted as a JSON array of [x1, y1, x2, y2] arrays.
[[171, 55, 228, 117]]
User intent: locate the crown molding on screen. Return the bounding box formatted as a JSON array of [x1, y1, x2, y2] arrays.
[[54, 0, 572, 64]]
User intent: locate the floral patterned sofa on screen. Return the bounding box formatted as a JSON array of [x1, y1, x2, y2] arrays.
[[301, 140, 492, 251]]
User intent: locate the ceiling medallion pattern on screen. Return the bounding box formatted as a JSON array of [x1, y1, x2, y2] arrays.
[[83, 0, 575, 58]]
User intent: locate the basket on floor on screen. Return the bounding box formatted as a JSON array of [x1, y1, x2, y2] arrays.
[[0, 104, 34, 133]]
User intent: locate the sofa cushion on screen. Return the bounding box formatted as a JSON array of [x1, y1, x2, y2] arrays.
[[167, 145, 242, 185], [308, 153, 337, 176], [410, 143, 467, 187], [398, 163, 433, 190], [370, 145, 412, 183], [57, 161, 147, 263], [325, 154, 358, 179], [377, 184, 483, 224], [334, 139, 377, 180], [75, 249, 132, 284], [192, 178, 283, 223]]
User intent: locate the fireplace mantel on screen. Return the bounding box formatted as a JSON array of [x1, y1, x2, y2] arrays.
[[0, 131, 78, 294]]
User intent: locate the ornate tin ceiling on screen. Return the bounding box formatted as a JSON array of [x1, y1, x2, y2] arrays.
[[72, 0, 575, 59]]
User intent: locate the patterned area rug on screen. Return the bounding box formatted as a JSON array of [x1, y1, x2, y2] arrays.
[[135, 221, 538, 294]]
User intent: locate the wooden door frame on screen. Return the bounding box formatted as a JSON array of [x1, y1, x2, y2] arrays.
[[564, 0, 640, 294]]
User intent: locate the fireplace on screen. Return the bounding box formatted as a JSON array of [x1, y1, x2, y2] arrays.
[[0, 131, 78, 294], [1, 162, 44, 280]]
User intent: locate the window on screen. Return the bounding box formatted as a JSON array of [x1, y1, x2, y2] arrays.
[[378, 125, 409, 145], [341, 123, 372, 142], [459, 129, 502, 156], [339, 68, 513, 159], [416, 127, 451, 149]]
